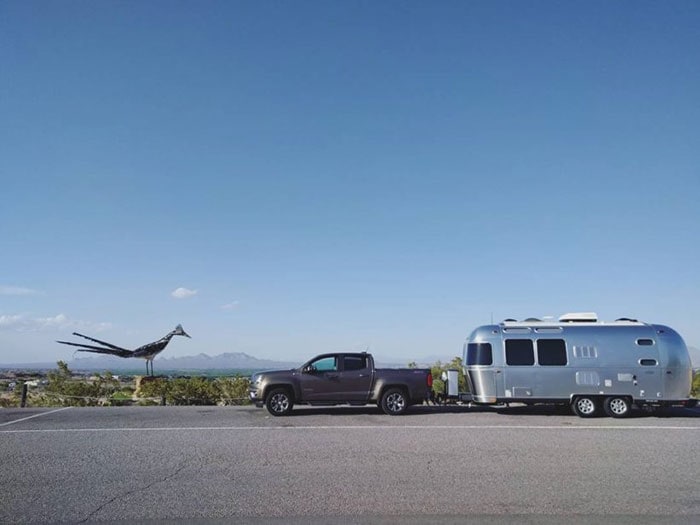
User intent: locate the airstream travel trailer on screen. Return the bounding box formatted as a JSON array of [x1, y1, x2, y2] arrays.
[[463, 313, 696, 418]]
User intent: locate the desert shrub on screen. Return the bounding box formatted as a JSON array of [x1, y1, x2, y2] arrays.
[[215, 376, 250, 405], [42, 361, 122, 406], [428, 356, 468, 397]]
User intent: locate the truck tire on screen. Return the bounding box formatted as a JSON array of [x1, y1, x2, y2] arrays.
[[571, 396, 598, 418], [265, 388, 294, 416], [603, 396, 631, 418], [380, 388, 408, 416]]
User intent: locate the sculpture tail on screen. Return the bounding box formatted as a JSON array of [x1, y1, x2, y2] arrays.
[[56, 340, 133, 358]]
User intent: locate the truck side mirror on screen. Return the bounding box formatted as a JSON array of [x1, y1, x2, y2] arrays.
[[303, 365, 315, 374]]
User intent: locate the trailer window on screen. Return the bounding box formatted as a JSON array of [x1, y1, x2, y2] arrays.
[[505, 339, 534, 366], [636, 339, 655, 346], [640, 359, 657, 366], [467, 343, 493, 366], [537, 339, 567, 366]]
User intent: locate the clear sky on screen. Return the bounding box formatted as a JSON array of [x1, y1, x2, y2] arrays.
[[1, 1, 699, 365]]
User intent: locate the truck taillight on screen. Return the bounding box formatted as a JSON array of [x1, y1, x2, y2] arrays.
[[427, 373, 433, 387]]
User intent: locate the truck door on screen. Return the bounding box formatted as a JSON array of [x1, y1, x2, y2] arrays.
[[298, 355, 341, 402], [338, 354, 373, 402]]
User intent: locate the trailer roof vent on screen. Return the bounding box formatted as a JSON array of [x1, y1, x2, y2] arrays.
[[558, 312, 598, 323]]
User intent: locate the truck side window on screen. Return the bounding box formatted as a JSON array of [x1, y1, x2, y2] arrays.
[[505, 339, 534, 366], [311, 356, 338, 372], [343, 355, 367, 371], [537, 339, 567, 366]]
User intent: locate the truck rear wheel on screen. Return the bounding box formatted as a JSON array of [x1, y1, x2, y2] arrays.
[[571, 396, 598, 418], [265, 388, 294, 416], [381, 388, 408, 415], [603, 396, 631, 418]]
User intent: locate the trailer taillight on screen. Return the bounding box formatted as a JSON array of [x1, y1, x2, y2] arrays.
[[427, 373, 433, 388]]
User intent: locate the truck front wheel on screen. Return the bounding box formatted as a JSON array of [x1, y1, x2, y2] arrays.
[[265, 388, 294, 416], [381, 388, 408, 415]]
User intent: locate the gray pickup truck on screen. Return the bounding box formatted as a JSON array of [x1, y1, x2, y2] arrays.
[[249, 352, 433, 416]]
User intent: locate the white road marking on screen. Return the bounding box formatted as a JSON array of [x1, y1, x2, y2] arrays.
[[0, 407, 72, 427], [0, 423, 698, 433]]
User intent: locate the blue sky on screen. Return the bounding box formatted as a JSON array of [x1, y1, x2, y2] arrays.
[[1, 1, 699, 365]]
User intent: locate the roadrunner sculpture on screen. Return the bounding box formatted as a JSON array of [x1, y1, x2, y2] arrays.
[[57, 324, 191, 376]]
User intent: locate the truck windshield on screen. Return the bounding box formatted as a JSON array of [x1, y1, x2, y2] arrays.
[[467, 343, 493, 366]]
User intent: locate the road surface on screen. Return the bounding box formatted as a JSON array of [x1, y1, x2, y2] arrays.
[[1, 404, 699, 523]]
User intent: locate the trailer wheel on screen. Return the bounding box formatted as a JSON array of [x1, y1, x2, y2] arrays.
[[571, 396, 598, 418], [603, 396, 631, 418], [380, 388, 408, 415], [265, 388, 294, 416]]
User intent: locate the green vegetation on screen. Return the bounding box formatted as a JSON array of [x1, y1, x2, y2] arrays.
[[31, 361, 125, 407], [408, 357, 467, 393], [4, 361, 253, 407], [428, 357, 468, 396], [692, 370, 700, 398], [136, 376, 250, 406]]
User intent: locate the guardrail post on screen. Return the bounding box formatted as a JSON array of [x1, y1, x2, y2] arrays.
[[161, 395, 166, 406], [20, 383, 28, 407]]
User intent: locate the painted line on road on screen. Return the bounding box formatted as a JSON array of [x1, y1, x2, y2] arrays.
[[1, 423, 698, 433], [0, 407, 72, 427]]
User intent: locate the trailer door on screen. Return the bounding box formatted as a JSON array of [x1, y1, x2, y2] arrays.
[[503, 339, 536, 399]]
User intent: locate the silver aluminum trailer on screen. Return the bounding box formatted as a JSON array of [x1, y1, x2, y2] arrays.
[[463, 313, 696, 418]]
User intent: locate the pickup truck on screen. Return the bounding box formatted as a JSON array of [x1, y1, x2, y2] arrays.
[[249, 352, 433, 416]]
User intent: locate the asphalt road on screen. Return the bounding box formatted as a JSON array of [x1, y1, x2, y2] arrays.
[[1, 404, 699, 524]]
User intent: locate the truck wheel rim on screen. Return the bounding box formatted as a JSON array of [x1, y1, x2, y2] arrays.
[[577, 398, 595, 414], [610, 398, 627, 415], [387, 393, 405, 412], [271, 394, 289, 412]]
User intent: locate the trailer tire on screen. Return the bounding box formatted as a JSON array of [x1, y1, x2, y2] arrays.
[[571, 396, 598, 418], [265, 388, 294, 416], [603, 396, 631, 418], [380, 388, 408, 415]]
